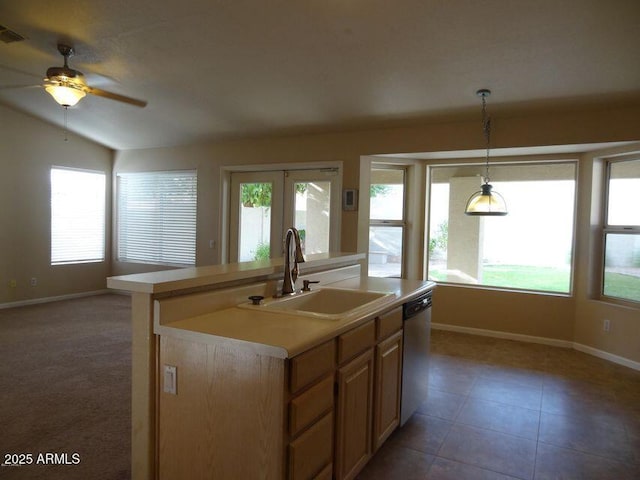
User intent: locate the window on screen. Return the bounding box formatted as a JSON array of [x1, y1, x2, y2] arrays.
[[51, 167, 106, 265], [603, 158, 640, 303], [287, 172, 336, 256], [228, 168, 340, 262], [428, 162, 576, 294], [369, 167, 405, 278], [117, 170, 197, 266]]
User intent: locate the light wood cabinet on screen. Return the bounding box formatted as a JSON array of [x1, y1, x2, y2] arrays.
[[289, 375, 334, 437], [373, 329, 403, 450], [287, 340, 336, 480], [290, 339, 335, 394], [158, 336, 285, 480], [288, 412, 334, 480], [334, 348, 374, 480], [373, 307, 404, 451], [158, 308, 406, 480], [376, 307, 402, 340], [313, 463, 333, 480], [338, 320, 376, 364]]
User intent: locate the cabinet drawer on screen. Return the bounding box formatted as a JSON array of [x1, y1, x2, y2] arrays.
[[289, 375, 334, 437], [288, 412, 333, 480], [314, 463, 333, 480], [290, 340, 336, 394], [338, 320, 375, 364], [376, 307, 402, 340]]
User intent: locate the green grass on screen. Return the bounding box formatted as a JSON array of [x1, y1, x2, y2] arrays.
[[482, 265, 570, 293], [604, 272, 640, 302], [430, 264, 640, 302], [429, 265, 570, 293]]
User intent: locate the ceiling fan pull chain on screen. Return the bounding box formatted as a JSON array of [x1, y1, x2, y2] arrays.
[[63, 106, 69, 142]]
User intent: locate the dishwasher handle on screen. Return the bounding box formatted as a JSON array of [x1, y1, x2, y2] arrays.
[[403, 292, 432, 319]]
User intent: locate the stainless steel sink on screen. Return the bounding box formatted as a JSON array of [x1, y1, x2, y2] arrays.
[[238, 287, 395, 320]]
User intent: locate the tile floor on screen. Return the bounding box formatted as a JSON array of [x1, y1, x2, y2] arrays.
[[357, 329, 640, 480]]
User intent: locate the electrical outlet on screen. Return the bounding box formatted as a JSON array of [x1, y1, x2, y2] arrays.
[[603, 319, 611, 332], [163, 365, 177, 395], [9, 279, 16, 288], [30, 277, 37, 287]]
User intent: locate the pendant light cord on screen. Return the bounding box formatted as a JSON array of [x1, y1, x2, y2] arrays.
[[481, 93, 491, 184]]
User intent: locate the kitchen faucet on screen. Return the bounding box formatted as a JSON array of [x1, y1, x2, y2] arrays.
[[282, 227, 305, 295]]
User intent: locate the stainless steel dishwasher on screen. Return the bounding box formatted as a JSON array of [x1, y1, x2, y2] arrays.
[[400, 290, 432, 426]]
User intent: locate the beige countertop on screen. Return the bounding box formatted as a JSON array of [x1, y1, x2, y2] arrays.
[[107, 252, 365, 294], [156, 277, 435, 358]]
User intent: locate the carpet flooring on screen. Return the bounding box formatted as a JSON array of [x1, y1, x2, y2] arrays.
[[0, 294, 131, 480]]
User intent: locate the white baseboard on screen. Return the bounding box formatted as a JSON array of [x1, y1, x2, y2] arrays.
[[573, 343, 640, 372], [432, 322, 640, 371], [431, 322, 574, 348], [0, 289, 112, 310]]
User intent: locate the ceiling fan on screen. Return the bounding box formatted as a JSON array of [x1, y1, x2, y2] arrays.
[[43, 43, 147, 108]]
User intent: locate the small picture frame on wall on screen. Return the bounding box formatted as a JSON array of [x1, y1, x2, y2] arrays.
[[343, 189, 358, 211]]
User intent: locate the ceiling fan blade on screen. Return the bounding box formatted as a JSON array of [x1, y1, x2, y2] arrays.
[[85, 86, 147, 108], [0, 84, 42, 90]]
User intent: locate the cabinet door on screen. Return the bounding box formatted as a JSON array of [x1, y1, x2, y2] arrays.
[[373, 330, 403, 450], [335, 349, 374, 480]]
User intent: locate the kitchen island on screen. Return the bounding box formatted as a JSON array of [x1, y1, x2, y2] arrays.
[[108, 253, 434, 480]]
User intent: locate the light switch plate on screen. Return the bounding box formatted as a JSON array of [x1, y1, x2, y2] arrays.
[[163, 365, 177, 395]]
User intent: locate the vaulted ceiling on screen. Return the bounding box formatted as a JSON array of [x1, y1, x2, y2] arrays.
[[1, 0, 639, 150]]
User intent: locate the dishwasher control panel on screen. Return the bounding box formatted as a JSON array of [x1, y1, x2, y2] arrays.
[[403, 291, 432, 318]]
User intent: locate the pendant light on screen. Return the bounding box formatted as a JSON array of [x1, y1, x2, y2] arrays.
[[464, 89, 508, 216]]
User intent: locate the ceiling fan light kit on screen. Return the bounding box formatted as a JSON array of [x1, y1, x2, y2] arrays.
[[43, 44, 147, 108], [44, 82, 86, 107]]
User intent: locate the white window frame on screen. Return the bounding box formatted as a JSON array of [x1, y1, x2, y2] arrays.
[[283, 168, 341, 255], [368, 165, 407, 278], [601, 157, 640, 304], [426, 159, 578, 295], [50, 166, 106, 265], [222, 162, 342, 264], [117, 170, 197, 266]]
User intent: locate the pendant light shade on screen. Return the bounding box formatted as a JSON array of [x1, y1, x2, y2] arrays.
[[464, 183, 508, 216], [464, 89, 508, 216]]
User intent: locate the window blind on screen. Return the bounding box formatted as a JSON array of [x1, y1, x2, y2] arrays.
[[51, 167, 106, 265], [117, 170, 197, 266]]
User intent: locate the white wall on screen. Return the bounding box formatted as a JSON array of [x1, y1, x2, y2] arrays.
[[3, 99, 638, 365], [113, 103, 640, 364], [0, 104, 113, 304]]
